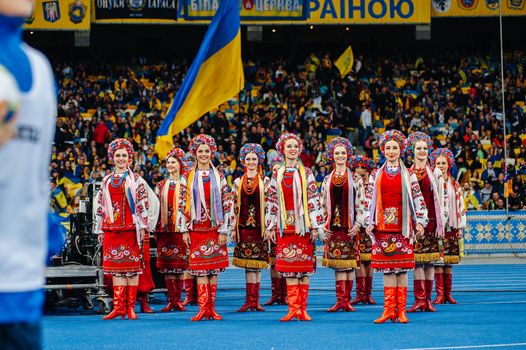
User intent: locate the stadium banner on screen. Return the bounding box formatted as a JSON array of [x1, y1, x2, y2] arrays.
[[308, 0, 431, 24], [462, 210, 526, 255], [24, 0, 90, 30], [182, 0, 307, 20], [432, 0, 526, 17], [94, 0, 178, 23]]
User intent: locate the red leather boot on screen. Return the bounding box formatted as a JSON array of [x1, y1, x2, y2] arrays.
[[374, 287, 397, 323], [103, 285, 127, 320], [444, 273, 458, 304], [190, 283, 210, 321], [264, 277, 281, 306], [280, 277, 288, 305], [344, 279, 355, 311], [138, 293, 154, 313], [280, 285, 301, 322], [173, 278, 186, 311], [208, 283, 223, 320], [327, 280, 347, 312], [408, 279, 427, 312], [298, 284, 312, 321], [425, 279, 436, 311], [126, 285, 139, 320], [396, 286, 409, 323], [252, 282, 265, 311], [162, 278, 186, 312], [366, 276, 376, 304], [433, 272, 445, 304], [350, 276, 367, 305], [237, 282, 254, 312], [182, 278, 197, 306]]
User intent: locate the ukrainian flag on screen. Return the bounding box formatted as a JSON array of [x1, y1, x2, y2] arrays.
[[155, 0, 244, 158]]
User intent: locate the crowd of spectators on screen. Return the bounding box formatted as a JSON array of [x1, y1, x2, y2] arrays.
[[48, 50, 526, 214]]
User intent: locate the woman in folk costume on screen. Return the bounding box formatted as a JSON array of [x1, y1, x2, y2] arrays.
[[180, 155, 198, 307], [406, 132, 447, 313], [365, 130, 428, 324], [321, 137, 366, 312], [349, 155, 377, 305], [154, 148, 188, 312], [95, 138, 152, 320], [265, 133, 324, 322], [178, 134, 230, 321], [264, 155, 288, 306], [228, 143, 270, 312], [430, 148, 466, 305]]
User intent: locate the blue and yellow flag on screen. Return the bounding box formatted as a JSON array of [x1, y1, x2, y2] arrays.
[[155, 0, 244, 158]]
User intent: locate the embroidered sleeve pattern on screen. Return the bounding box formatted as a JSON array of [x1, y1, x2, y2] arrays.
[[227, 178, 240, 233], [408, 169, 428, 228], [353, 173, 367, 228], [454, 179, 467, 228], [135, 175, 149, 230], [218, 172, 231, 235], [94, 186, 104, 234], [363, 171, 377, 226], [320, 175, 329, 225], [306, 168, 323, 229], [265, 170, 279, 231], [177, 174, 189, 233]]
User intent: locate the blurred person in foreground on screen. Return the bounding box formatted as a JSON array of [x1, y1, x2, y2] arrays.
[[0, 0, 58, 349]]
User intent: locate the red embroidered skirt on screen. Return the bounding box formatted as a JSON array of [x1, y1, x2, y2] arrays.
[[443, 229, 461, 264], [371, 231, 415, 273], [156, 232, 189, 273], [102, 229, 142, 275], [189, 227, 229, 273], [275, 230, 315, 275], [322, 229, 359, 270], [233, 228, 269, 270], [414, 219, 441, 263], [358, 228, 373, 262]]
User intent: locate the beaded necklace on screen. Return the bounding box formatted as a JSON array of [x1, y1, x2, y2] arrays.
[[242, 174, 258, 195], [331, 170, 348, 187]]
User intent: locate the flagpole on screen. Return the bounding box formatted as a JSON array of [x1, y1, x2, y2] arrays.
[[498, 0, 509, 216]]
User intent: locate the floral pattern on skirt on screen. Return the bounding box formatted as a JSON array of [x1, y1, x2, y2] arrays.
[[371, 231, 415, 273], [156, 232, 189, 274], [275, 231, 315, 277], [323, 230, 359, 270], [102, 230, 142, 276], [443, 229, 461, 264], [414, 219, 441, 263]]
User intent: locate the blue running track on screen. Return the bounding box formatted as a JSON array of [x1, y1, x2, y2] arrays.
[[43, 264, 526, 350]]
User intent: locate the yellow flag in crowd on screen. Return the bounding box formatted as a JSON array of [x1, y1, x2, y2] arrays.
[[335, 45, 354, 78]]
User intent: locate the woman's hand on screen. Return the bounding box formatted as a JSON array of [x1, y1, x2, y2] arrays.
[[97, 234, 103, 244], [366, 225, 374, 236], [218, 234, 227, 246], [182, 232, 191, 246], [416, 224, 424, 237], [265, 229, 276, 243], [324, 229, 332, 242], [348, 224, 360, 237], [140, 229, 146, 242]]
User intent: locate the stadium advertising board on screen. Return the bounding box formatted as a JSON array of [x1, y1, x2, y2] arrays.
[[94, 0, 178, 23], [307, 0, 431, 24], [182, 0, 307, 20], [24, 0, 90, 30], [432, 0, 526, 17]]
